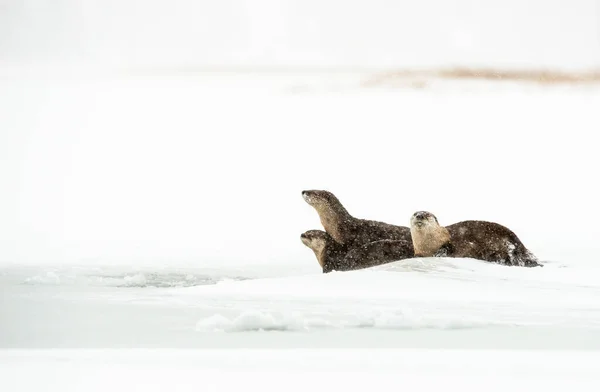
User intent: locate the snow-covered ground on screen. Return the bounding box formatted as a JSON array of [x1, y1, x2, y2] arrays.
[[3, 257, 600, 390], [0, 349, 599, 392], [2, 349, 600, 392], [2, 69, 600, 389], [2, 256, 600, 349]]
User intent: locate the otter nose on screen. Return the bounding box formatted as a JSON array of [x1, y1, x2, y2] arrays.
[[302, 190, 307, 196], [414, 211, 427, 220]]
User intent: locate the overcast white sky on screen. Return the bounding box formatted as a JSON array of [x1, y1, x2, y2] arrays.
[[1, 0, 599, 69]]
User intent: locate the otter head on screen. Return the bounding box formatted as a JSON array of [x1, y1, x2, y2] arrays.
[[300, 230, 331, 268], [302, 190, 342, 210], [410, 211, 450, 257], [410, 211, 439, 229], [302, 190, 351, 243], [300, 229, 329, 250]]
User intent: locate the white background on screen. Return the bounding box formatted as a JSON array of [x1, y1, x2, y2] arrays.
[[1, 1, 599, 267], [1, 0, 600, 69]]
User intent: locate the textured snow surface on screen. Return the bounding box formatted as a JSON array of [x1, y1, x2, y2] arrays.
[[2, 257, 600, 349]]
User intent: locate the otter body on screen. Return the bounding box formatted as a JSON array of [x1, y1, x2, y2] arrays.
[[302, 190, 413, 250], [301, 230, 413, 273], [410, 211, 541, 267]]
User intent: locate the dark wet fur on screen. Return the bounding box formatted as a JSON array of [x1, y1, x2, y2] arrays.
[[340, 238, 414, 272], [302, 190, 414, 252], [338, 218, 413, 250], [440, 220, 541, 267], [307, 230, 413, 273]]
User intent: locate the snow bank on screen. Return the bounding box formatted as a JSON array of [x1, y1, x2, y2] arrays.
[[196, 311, 304, 332], [194, 307, 498, 333], [176, 257, 600, 332], [3, 257, 600, 348]]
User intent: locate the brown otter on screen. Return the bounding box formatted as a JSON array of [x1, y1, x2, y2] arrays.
[[300, 230, 413, 273], [410, 211, 541, 267], [302, 190, 413, 252]]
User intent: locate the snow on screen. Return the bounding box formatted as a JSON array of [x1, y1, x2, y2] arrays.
[[6, 258, 599, 391], [2, 68, 600, 354], [2, 256, 600, 349], [2, 3, 600, 385], [1, 349, 600, 392], [0, 349, 599, 391]]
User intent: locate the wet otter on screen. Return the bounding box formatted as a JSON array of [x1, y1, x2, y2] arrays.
[[302, 190, 413, 251], [410, 211, 541, 267], [300, 230, 413, 273]]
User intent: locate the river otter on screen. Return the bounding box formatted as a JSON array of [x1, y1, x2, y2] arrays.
[[302, 190, 413, 251], [410, 211, 541, 267], [300, 230, 413, 273]]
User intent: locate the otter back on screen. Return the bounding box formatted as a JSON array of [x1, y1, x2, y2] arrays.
[[340, 219, 412, 248], [322, 237, 413, 273], [445, 220, 540, 267]]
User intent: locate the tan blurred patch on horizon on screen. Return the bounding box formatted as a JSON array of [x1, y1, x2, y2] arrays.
[[363, 67, 600, 88]]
